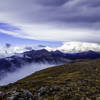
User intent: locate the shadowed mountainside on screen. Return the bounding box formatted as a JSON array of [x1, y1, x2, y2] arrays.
[[1, 49, 100, 76]]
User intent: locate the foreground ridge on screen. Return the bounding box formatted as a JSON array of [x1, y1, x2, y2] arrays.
[[1, 59, 100, 100]]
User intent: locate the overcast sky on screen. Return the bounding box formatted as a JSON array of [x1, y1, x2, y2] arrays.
[[0, 0, 100, 44]]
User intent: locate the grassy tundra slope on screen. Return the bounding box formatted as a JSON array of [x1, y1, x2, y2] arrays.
[[1, 59, 100, 100]]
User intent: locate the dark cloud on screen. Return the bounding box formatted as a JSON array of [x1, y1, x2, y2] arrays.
[[34, 0, 69, 6], [0, 0, 100, 41], [0, 23, 20, 31], [1, 0, 100, 26], [38, 45, 46, 48]]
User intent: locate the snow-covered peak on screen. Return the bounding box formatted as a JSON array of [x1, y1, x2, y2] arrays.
[[45, 42, 100, 53]]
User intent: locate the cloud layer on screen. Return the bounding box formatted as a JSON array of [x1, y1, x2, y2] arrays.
[[0, 0, 100, 42], [0, 63, 55, 85], [45, 41, 100, 53]]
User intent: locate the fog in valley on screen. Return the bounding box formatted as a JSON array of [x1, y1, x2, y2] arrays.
[[0, 63, 55, 86]]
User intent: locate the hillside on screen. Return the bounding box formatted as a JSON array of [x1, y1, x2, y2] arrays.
[[1, 59, 100, 100]]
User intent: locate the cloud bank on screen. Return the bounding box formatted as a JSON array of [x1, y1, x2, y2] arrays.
[[0, 0, 100, 42], [0, 63, 55, 86], [0, 44, 39, 58], [45, 41, 100, 53]]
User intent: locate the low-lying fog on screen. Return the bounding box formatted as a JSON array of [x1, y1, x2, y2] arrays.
[[0, 63, 55, 86]]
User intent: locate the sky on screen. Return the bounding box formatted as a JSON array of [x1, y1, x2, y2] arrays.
[[0, 0, 100, 46], [0, 32, 61, 47]]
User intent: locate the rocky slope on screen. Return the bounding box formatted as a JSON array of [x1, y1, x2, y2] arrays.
[[1, 59, 100, 100]]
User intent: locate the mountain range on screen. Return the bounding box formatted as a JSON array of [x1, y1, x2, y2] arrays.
[[1, 49, 100, 80], [1, 42, 100, 58]]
